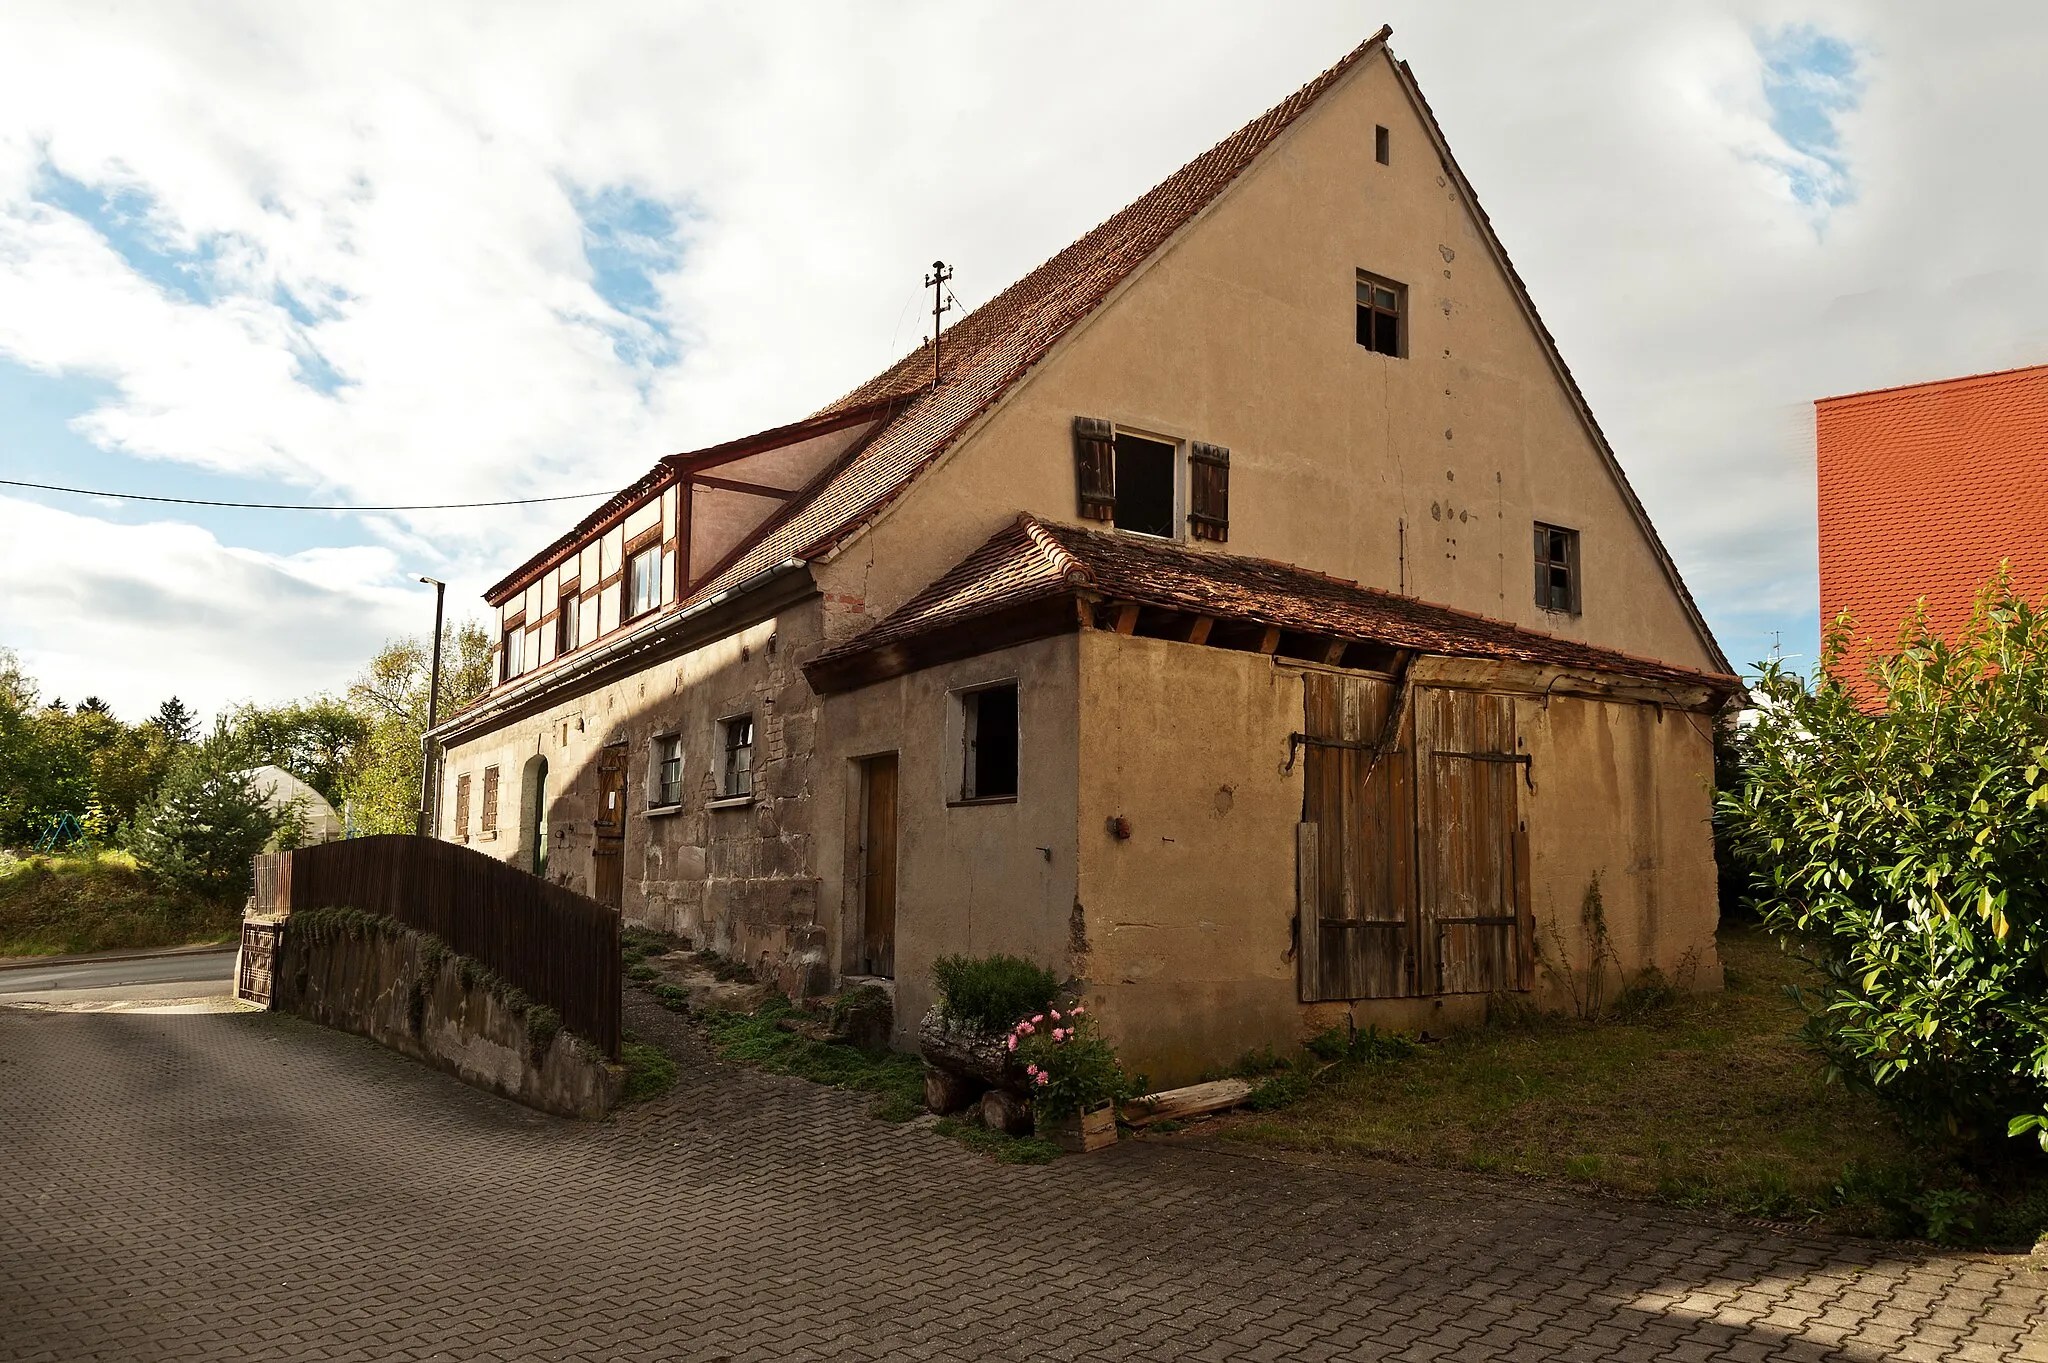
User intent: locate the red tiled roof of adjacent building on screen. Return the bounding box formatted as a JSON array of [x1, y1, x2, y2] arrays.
[[806, 514, 1740, 695], [1816, 362, 2048, 690]]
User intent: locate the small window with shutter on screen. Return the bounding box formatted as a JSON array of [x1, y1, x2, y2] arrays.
[[1073, 417, 1115, 521], [454, 773, 471, 842], [1534, 523, 1580, 614], [1188, 441, 1229, 542], [480, 765, 500, 838]]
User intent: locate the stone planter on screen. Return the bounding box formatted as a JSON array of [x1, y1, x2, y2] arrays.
[[1035, 1102, 1118, 1154]]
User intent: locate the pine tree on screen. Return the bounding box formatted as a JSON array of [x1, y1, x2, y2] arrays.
[[152, 697, 198, 745], [130, 725, 282, 902]]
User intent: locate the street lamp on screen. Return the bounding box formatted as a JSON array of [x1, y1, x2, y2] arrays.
[[415, 576, 446, 838]]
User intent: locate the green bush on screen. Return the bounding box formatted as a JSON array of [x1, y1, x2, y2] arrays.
[[1719, 582, 2048, 1147], [930, 953, 1057, 1033], [1010, 1005, 1137, 1119]]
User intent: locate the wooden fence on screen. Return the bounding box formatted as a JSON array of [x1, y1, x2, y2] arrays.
[[255, 835, 621, 1058]]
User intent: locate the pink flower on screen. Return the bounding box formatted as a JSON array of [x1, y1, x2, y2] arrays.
[[1070, 1006, 1085, 1016], [1031, 1015, 1044, 1024], [1035, 1072, 1050, 1086], [1006, 1035, 1017, 1052], [1026, 1063, 1040, 1076], [1050, 1009, 1062, 1021], [1052, 1028, 1066, 1041], [1019, 1022, 1034, 1035]]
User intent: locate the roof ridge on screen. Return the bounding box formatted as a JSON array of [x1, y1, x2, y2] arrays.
[[1015, 511, 1097, 588], [1817, 360, 2048, 409]]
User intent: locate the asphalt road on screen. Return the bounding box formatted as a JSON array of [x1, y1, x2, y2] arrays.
[[0, 948, 235, 1001]]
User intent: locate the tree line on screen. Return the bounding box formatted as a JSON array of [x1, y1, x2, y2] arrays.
[[0, 622, 492, 896]]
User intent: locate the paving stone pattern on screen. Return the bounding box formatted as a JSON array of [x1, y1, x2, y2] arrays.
[[2, 998, 2044, 1362]]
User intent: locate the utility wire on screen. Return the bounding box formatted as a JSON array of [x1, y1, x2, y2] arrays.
[[0, 477, 613, 512]]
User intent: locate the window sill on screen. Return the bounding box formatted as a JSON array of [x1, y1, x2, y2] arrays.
[[646, 802, 686, 818], [707, 794, 755, 810], [479, 831, 498, 842], [948, 795, 1018, 808]]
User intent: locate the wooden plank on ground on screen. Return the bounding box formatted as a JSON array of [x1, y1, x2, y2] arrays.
[[1121, 1077, 1255, 1126]]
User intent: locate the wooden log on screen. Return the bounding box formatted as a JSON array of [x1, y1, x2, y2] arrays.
[[980, 1087, 1033, 1135], [1121, 1077, 1255, 1127], [916, 1007, 1025, 1088], [924, 1066, 983, 1115]]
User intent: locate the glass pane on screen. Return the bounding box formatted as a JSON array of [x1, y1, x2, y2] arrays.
[[1374, 287, 1397, 310]]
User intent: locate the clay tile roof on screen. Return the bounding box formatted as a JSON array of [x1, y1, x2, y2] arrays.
[[809, 514, 1740, 694], [685, 26, 1394, 603], [1817, 362, 2048, 690]]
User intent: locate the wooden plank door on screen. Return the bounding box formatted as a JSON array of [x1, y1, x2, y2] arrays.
[[592, 742, 627, 910], [1413, 688, 1529, 994], [859, 754, 899, 977], [1297, 671, 1417, 1001]]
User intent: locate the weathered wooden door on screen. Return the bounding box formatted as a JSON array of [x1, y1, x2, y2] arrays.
[[1297, 671, 1417, 1000], [592, 742, 627, 910], [1414, 688, 1531, 995], [859, 754, 899, 977]]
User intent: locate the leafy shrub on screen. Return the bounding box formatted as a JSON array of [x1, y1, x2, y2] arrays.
[[1305, 1024, 1418, 1065], [1719, 582, 2048, 1146], [1008, 1004, 1136, 1119], [931, 953, 1057, 1033]]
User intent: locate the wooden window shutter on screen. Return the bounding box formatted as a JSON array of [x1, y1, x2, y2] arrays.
[[1073, 416, 1115, 521], [481, 766, 500, 834], [454, 774, 471, 841], [1189, 441, 1230, 542]]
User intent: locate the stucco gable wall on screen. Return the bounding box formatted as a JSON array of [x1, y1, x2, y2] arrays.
[[817, 52, 1713, 674]]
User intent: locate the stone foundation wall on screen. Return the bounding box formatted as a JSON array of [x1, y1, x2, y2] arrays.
[[272, 911, 623, 1120]]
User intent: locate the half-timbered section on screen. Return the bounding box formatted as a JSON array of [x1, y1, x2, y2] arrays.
[[432, 28, 1738, 1083]]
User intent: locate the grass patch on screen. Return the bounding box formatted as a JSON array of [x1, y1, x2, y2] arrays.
[[1229, 922, 2048, 1246], [0, 849, 240, 957], [618, 1035, 677, 1105], [699, 992, 926, 1122], [932, 1117, 1062, 1165]]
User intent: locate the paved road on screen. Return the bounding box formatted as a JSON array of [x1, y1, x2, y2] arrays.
[[1, 995, 2043, 1362], [0, 947, 235, 1005]]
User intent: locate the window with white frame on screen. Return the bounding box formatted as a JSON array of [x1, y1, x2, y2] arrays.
[[627, 543, 662, 620], [501, 624, 525, 681], [651, 734, 683, 808], [717, 715, 754, 799]]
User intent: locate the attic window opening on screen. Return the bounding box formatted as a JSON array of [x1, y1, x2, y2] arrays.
[[1374, 125, 1390, 165], [1113, 432, 1176, 539], [556, 587, 581, 655], [1535, 522, 1580, 614], [501, 623, 526, 681], [1356, 271, 1404, 357]]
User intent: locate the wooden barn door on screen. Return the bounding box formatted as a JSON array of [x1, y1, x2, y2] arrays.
[[1297, 671, 1418, 1001], [1414, 688, 1532, 995], [592, 742, 627, 910], [858, 753, 899, 978]]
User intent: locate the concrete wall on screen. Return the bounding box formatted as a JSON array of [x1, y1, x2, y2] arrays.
[[1074, 631, 1306, 1087], [816, 48, 1718, 677], [438, 597, 831, 987], [816, 633, 1081, 1044], [1068, 630, 1721, 1087]]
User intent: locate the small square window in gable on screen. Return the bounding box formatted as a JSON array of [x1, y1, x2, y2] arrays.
[[1112, 432, 1176, 538]]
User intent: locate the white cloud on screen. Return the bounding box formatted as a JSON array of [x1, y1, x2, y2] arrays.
[[0, 1, 2044, 705]]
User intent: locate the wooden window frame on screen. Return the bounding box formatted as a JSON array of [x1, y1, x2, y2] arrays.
[[951, 680, 1020, 806], [1356, 270, 1405, 358], [1534, 522, 1581, 615], [453, 773, 471, 843], [716, 714, 754, 801], [649, 733, 684, 809], [625, 538, 663, 622], [500, 620, 526, 682], [479, 764, 500, 839], [556, 584, 581, 656]]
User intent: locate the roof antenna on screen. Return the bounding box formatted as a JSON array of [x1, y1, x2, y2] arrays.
[[925, 259, 954, 392]]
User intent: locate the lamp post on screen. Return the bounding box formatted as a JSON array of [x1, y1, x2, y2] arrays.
[[415, 576, 446, 838]]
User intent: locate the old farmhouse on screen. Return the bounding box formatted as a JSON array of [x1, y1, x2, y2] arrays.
[[431, 28, 1739, 1084]]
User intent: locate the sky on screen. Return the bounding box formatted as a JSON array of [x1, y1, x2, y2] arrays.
[[2, 2, 2044, 721]]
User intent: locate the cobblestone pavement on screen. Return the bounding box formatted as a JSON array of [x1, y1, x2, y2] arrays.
[[3, 999, 2044, 1363]]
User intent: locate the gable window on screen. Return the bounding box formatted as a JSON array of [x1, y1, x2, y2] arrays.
[[501, 623, 525, 681], [651, 734, 684, 808], [956, 682, 1019, 803], [718, 715, 754, 799], [480, 765, 500, 838], [627, 543, 662, 620], [1113, 432, 1176, 538], [1356, 271, 1404, 357], [556, 588, 581, 655], [1535, 523, 1580, 614], [1072, 418, 1229, 541], [1374, 125, 1390, 165], [453, 773, 471, 842]]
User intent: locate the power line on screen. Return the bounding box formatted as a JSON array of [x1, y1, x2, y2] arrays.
[[0, 477, 613, 512]]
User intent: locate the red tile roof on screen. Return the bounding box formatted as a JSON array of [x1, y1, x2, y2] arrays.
[[807, 514, 1740, 695], [1816, 362, 2048, 690]]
